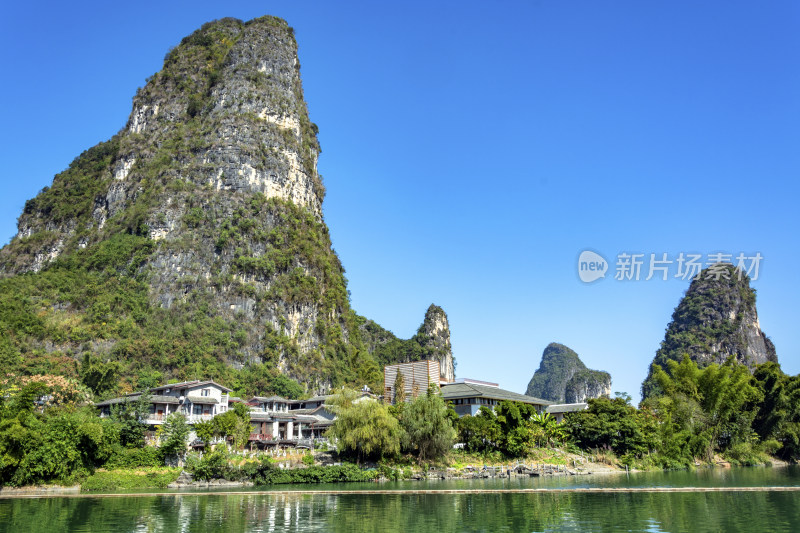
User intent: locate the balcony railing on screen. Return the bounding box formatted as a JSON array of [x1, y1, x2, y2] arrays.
[[247, 434, 318, 447], [99, 412, 215, 424], [186, 414, 214, 423]]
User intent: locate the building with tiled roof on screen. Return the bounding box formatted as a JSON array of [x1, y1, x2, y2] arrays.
[[441, 379, 553, 417], [95, 380, 232, 425]]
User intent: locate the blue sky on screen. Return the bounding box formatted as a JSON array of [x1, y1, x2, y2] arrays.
[[1, 1, 798, 402]]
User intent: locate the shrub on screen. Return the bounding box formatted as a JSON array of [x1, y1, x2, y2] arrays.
[[185, 448, 242, 481], [251, 462, 377, 485], [81, 468, 180, 493], [105, 446, 163, 469]]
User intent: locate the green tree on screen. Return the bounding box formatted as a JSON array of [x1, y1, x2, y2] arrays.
[[194, 419, 215, 446], [80, 352, 121, 397], [752, 362, 800, 460], [393, 372, 406, 404], [109, 393, 150, 448], [327, 389, 402, 463], [456, 407, 501, 454], [564, 396, 657, 460], [531, 412, 566, 447], [401, 385, 456, 462], [158, 413, 190, 457], [645, 355, 762, 461], [212, 410, 239, 441]]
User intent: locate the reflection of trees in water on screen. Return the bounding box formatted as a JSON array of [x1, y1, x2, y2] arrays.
[[1, 491, 799, 532]]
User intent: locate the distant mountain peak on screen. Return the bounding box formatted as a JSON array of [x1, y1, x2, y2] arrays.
[[641, 263, 777, 399], [525, 342, 611, 403]]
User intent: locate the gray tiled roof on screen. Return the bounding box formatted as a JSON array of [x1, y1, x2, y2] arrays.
[[187, 396, 218, 405], [250, 396, 289, 403], [546, 403, 588, 414], [95, 394, 181, 407], [440, 383, 552, 406], [151, 380, 233, 393], [248, 411, 326, 424]]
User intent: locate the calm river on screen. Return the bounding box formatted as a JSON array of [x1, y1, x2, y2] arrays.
[[2, 466, 799, 532]]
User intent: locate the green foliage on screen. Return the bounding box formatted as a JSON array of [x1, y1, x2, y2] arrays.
[[399, 385, 456, 462], [0, 406, 118, 486], [751, 362, 800, 460], [643, 264, 767, 398], [80, 468, 179, 492], [327, 389, 402, 463], [108, 394, 151, 448], [104, 446, 163, 469], [455, 400, 561, 459], [19, 137, 120, 226], [193, 419, 215, 446], [185, 448, 244, 481], [251, 461, 377, 485], [562, 356, 800, 467], [233, 362, 304, 399], [563, 396, 658, 462], [644, 355, 762, 462], [157, 413, 190, 456], [80, 353, 122, 397]]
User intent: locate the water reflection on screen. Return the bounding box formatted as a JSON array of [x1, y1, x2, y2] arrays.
[[1, 467, 799, 532]]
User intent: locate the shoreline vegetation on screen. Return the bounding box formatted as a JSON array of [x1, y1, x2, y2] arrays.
[[0, 459, 788, 499], [1, 357, 798, 494], [0, 449, 789, 497]]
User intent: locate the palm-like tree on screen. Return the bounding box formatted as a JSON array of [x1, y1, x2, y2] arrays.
[[531, 412, 566, 447]]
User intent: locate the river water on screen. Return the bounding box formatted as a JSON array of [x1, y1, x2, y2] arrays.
[[2, 466, 799, 532]]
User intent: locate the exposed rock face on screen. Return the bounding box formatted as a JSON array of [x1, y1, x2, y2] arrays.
[[359, 304, 455, 383], [525, 343, 611, 403], [0, 16, 451, 395], [416, 305, 455, 383], [642, 263, 777, 398]]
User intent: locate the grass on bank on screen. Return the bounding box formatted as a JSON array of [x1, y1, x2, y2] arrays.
[[80, 468, 181, 493]]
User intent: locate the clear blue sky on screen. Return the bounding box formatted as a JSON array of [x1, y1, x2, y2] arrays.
[[1, 1, 798, 402]]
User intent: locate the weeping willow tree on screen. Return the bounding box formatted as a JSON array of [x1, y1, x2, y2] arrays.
[[327, 388, 402, 463], [400, 385, 456, 462]]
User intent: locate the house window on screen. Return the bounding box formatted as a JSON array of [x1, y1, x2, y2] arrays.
[[193, 405, 203, 415], [201, 389, 210, 397], [219, 405, 227, 412]]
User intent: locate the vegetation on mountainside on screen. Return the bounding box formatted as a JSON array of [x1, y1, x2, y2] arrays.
[[642, 264, 776, 398], [0, 16, 451, 401], [526, 342, 609, 403]]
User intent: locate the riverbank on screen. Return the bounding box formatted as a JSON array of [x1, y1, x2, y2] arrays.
[[1, 448, 788, 496]]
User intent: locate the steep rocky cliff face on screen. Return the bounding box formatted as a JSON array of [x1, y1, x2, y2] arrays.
[[359, 305, 455, 383], [525, 343, 611, 403], [0, 16, 452, 397], [641, 263, 777, 398]]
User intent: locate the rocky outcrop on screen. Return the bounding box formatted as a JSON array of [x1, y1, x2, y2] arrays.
[[0, 16, 451, 395], [642, 263, 777, 398], [525, 343, 611, 403], [359, 304, 455, 383], [416, 305, 455, 383]]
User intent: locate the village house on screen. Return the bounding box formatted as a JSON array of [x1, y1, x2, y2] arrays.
[[384, 360, 588, 421], [246, 391, 374, 448], [95, 380, 233, 425], [544, 403, 589, 423], [441, 378, 552, 417], [95, 380, 375, 450]]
